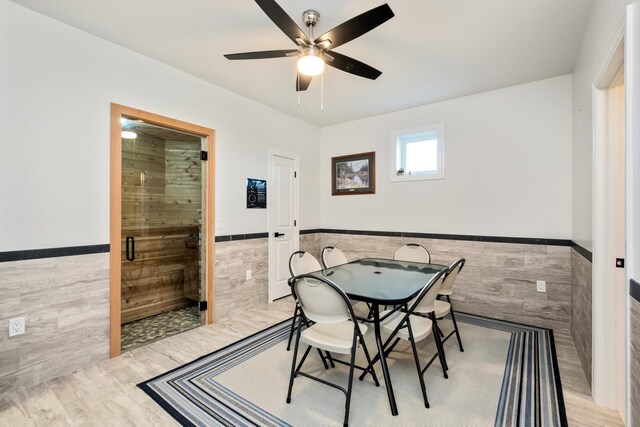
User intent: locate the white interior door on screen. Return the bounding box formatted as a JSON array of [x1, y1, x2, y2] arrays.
[[268, 151, 299, 302]]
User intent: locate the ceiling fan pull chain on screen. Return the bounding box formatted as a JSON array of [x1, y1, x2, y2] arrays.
[[320, 71, 324, 112]]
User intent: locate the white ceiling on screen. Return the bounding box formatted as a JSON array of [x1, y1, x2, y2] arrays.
[[11, 0, 594, 127]]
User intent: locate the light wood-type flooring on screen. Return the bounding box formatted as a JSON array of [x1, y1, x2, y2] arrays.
[[0, 298, 623, 426]]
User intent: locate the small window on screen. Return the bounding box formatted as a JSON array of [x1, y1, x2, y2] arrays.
[[391, 124, 444, 182]]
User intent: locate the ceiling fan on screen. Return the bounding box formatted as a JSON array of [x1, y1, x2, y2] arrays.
[[224, 0, 395, 92]]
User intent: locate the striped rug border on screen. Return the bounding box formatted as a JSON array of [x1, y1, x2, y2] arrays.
[[139, 314, 568, 427]]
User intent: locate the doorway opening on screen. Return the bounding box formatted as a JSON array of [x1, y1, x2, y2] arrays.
[[110, 104, 215, 357]]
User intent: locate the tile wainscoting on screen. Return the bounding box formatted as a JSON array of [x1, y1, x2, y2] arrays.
[[213, 233, 320, 321], [0, 253, 110, 399], [570, 248, 592, 388], [214, 238, 268, 321], [313, 232, 572, 331], [0, 231, 588, 401]]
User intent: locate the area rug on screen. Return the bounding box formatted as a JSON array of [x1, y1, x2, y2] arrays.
[[138, 313, 567, 427]]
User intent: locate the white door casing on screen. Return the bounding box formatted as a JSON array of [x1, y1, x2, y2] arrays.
[[625, 4, 640, 425], [592, 21, 627, 418], [268, 149, 299, 302]]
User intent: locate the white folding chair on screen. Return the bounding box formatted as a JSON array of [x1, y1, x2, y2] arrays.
[[287, 274, 379, 427], [359, 269, 448, 409], [436, 258, 466, 352], [286, 251, 322, 352], [321, 245, 349, 268], [394, 243, 431, 264]]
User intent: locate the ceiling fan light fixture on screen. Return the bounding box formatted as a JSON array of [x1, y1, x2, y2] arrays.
[[297, 51, 324, 76]]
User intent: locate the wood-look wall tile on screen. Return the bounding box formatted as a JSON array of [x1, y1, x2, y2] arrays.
[[570, 249, 592, 388], [318, 233, 572, 331], [0, 253, 109, 400]]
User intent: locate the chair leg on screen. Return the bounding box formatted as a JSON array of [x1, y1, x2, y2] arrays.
[[430, 314, 449, 379], [358, 331, 380, 387], [366, 303, 375, 320], [406, 321, 430, 408], [324, 351, 336, 368], [447, 296, 464, 352], [383, 337, 401, 358], [343, 334, 358, 427], [286, 315, 304, 403], [287, 305, 299, 352]]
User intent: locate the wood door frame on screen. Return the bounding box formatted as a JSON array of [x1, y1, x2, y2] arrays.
[[110, 103, 215, 358], [267, 148, 300, 303]]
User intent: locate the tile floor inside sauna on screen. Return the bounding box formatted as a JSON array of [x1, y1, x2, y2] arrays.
[[121, 305, 201, 352]]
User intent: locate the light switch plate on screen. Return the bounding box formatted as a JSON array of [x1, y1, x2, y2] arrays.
[[536, 280, 546, 293], [246, 270, 252, 280]]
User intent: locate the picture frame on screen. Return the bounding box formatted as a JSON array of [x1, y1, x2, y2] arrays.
[[331, 151, 376, 196]]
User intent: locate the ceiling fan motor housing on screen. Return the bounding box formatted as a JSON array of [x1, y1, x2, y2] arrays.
[[302, 10, 320, 28]]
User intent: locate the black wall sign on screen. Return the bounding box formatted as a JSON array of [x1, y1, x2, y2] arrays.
[[246, 178, 267, 209]]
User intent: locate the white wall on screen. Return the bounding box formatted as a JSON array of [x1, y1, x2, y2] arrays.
[[320, 75, 573, 238], [0, 1, 321, 252], [572, 0, 631, 251]]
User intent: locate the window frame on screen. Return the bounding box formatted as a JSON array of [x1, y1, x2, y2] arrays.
[[390, 123, 445, 182]]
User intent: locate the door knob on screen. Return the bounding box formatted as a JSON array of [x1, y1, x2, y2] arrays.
[[274, 232, 285, 237]]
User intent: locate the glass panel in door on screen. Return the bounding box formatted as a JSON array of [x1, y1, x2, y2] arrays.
[[120, 118, 205, 352]]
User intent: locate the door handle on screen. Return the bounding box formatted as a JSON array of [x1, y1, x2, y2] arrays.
[[126, 236, 135, 261], [274, 232, 285, 237]]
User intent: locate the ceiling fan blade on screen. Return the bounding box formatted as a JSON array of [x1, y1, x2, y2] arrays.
[[255, 0, 311, 46], [296, 73, 312, 91], [326, 51, 382, 80], [314, 3, 394, 50], [224, 49, 298, 60]]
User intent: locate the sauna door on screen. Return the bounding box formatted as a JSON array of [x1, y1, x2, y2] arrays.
[[120, 121, 205, 326]]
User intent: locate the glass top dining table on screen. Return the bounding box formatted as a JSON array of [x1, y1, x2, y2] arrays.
[[318, 257, 448, 305], [307, 257, 449, 416]]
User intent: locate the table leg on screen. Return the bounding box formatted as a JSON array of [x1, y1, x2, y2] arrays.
[[372, 304, 398, 416]]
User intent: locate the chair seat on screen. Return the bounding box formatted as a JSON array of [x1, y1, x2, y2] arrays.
[[413, 299, 451, 318], [438, 289, 453, 296], [380, 310, 433, 342], [434, 300, 451, 317], [301, 321, 368, 355]]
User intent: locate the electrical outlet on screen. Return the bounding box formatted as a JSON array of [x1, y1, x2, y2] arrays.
[[216, 218, 224, 231], [246, 270, 252, 280], [536, 280, 546, 293], [9, 317, 25, 337]]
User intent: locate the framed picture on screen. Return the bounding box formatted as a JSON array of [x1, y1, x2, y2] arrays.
[[331, 151, 376, 195]]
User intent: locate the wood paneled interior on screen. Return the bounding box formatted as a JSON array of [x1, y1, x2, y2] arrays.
[[121, 130, 203, 324], [111, 103, 216, 357]]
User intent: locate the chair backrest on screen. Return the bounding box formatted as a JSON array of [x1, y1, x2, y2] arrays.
[[384, 268, 448, 338], [291, 274, 353, 324], [394, 243, 431, 264], [441, 258, 466, 294], [289, 251, 322, 277], [412, 274, 445, 313], [321, 246, 348, 268]]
